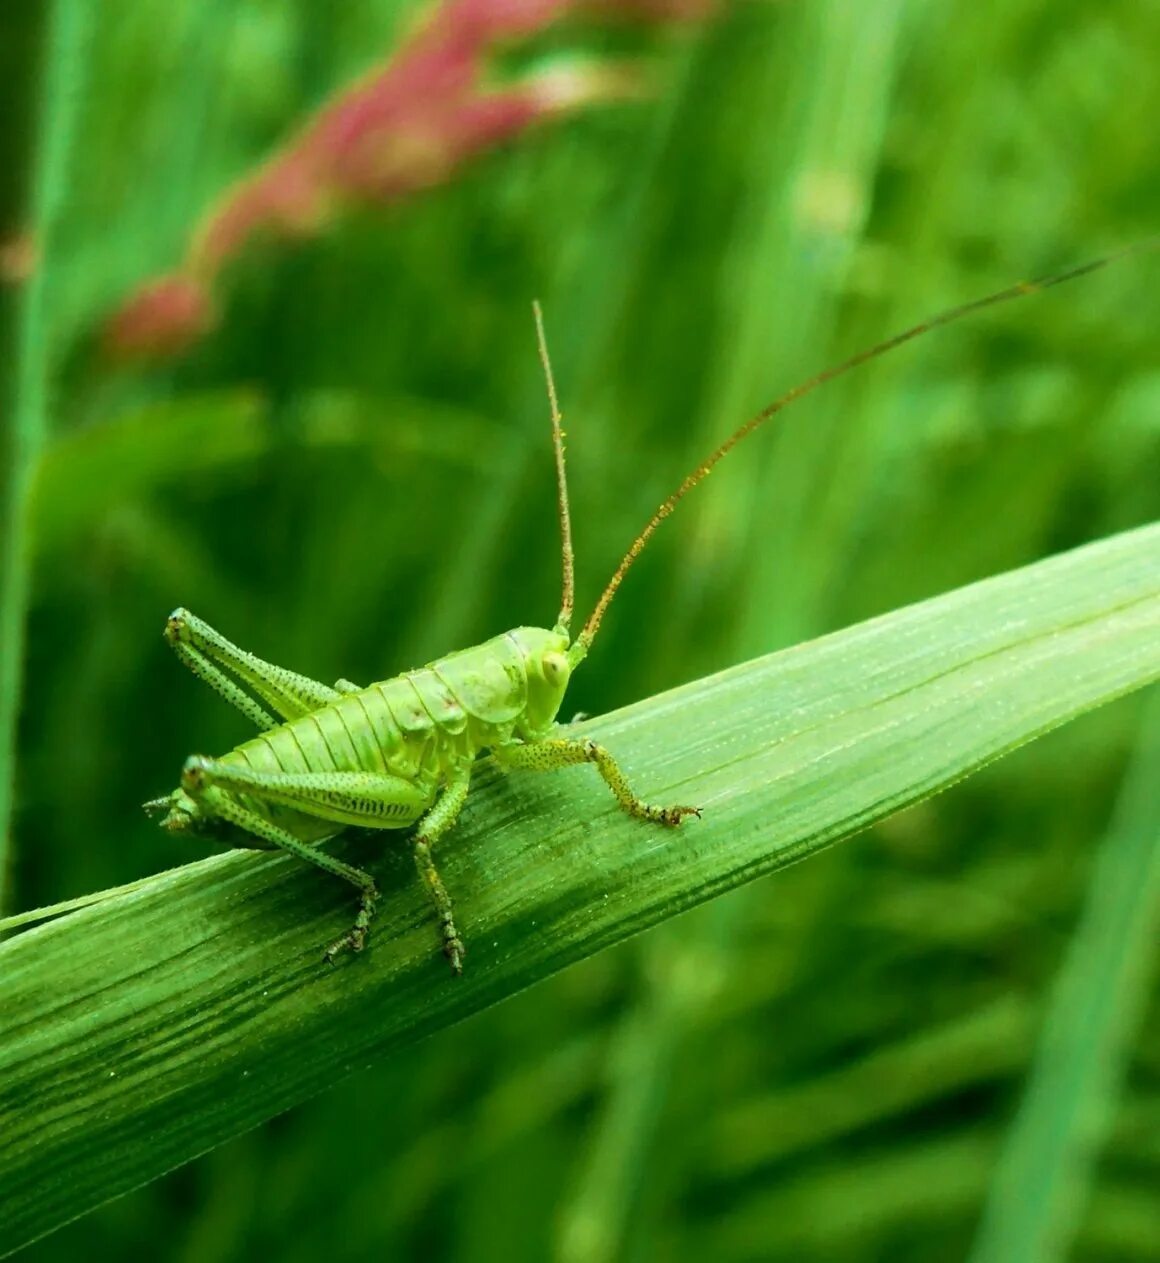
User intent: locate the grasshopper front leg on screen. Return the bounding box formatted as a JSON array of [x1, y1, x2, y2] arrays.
[[494, 738, 700, 825]]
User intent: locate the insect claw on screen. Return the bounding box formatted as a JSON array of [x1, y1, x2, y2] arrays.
[[444, 935, 466, 975], [323, 931, 357, 964]]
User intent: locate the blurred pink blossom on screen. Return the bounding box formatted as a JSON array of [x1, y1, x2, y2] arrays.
[[0, 232, 38, 285], [105, 0, 719, 359], [105, 275, 216, 359]]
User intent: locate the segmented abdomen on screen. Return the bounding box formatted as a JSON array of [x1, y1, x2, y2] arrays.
[[223, 630, 533, 790]]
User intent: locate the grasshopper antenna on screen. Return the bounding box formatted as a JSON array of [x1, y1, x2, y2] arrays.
[[534, 300, 576, 633], [577, 237, 1160, 650]]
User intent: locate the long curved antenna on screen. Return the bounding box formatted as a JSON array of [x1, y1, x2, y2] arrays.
[[578, 238, 1159, 650], [534, 300, 575, 631]]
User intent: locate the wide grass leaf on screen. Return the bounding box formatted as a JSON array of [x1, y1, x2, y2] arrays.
[[1, 520, 1158, 1254], [967, 685, 1160, 1263]]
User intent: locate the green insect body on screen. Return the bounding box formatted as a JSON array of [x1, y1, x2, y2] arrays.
[[147, 300, 716, 974], [172, 625, 575, 843], [149, 599, 693, 972], [145, 247, 1153, 972]]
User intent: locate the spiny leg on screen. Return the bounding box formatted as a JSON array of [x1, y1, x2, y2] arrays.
[[181, 757, 433, 829], [165, 608, 344, 725], [166, 635, 278, 731], [180, 757, 434, 959], [180, 766, 383, 957], [494, 738, 700, 825], [409, 770, 472, 975]]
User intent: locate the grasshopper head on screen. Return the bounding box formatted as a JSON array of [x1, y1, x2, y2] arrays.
[[511, 625, 574, 738]]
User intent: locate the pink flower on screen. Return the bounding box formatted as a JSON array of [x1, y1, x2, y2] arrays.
[[105, 0, 719, 359], [0, 233, 38, 285], [105, 275, 215, 359]]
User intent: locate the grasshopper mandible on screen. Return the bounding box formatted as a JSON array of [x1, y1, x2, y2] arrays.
[[144, 244, 1150, 973]]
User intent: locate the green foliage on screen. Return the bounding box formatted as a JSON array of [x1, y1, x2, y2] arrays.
[[4, 524, 1158, 1255], [2, 1, 1158, 1260]]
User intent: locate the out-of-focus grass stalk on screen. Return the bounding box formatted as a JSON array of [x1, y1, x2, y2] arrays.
[[967, 684, 1160, 1263], [0, 0, 90, 897]]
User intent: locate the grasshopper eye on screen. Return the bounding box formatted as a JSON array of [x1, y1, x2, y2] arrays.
[[542, 652, 569, 685]]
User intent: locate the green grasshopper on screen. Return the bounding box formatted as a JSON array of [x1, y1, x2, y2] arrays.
[[143, 245, 1149, 973]]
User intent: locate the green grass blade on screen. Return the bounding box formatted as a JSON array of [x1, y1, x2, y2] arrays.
[[0, 521, 1157, 1255], [967, 684, 1160, 1263], [0, 0, 91, 891]]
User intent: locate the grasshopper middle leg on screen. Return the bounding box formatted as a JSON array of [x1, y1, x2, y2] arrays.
[[408, 769, 472, 974], [320, 767, 475, 973]]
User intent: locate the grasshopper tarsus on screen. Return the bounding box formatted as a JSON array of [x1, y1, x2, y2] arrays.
[[413, 830, 467, 976], [444, 935, 466, 976], [323, 933, 357, 966], [323, 912, 373, 965], [318, 881, 380, 965], [631, 802, 701, 827]]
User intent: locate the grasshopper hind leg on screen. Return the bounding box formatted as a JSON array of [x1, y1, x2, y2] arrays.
[[164, 609, 346, 726], [179, 758, 382, 958], [180, 755, 472, 972]]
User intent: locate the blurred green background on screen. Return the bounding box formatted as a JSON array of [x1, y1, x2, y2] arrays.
[[4, 0, 1159, 1260]]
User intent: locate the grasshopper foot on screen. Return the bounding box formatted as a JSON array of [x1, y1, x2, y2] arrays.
[[633, 800, 702, 827], [323, 928, 363, 965], [443, 931, 466, 976], [323, 884, 379, 964]]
